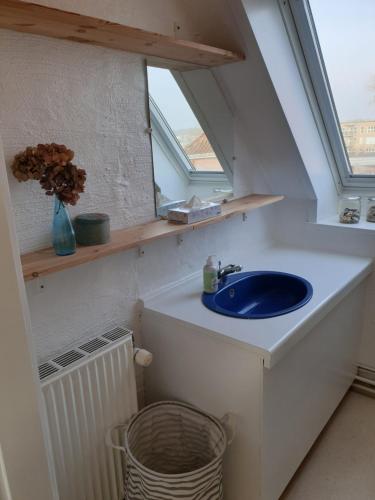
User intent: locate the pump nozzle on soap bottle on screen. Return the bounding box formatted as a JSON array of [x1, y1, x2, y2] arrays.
[[203, 255, 219, 294]]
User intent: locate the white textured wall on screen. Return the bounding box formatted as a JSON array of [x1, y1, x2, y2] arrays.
[[0, 28, 154, 360], [0, 26, 275, 362], [0, 30, 155, 253]]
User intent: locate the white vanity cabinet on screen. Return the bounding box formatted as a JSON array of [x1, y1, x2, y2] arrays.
[[141, 248, 371, 499]]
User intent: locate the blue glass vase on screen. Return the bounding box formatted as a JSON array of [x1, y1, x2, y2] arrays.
[[52, 196, 76, 256]]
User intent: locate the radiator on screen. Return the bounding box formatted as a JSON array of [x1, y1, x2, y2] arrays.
[[39, 327, 138, 500]]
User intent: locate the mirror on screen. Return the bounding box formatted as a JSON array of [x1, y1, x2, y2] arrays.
[[146, 66, 233, 217]]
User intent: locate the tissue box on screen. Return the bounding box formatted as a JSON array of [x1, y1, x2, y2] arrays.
[[168, 202, 221, 224]]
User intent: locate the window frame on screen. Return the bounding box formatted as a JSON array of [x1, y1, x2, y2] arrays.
[[149, 96, 193, 179], [281, 0, 375, 189], [172, 70, 234, 184]]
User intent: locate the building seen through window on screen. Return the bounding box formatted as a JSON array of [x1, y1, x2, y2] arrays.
[[310, 0, 375, 176]]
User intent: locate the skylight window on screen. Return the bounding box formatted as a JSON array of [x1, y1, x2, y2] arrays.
[[286, 0, 375, 187]]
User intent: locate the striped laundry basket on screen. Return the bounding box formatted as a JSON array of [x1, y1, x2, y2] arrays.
[[108, 401, 230, 500]]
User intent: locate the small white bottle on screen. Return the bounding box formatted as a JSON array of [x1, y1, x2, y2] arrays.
[[203, 255, 218, 294]]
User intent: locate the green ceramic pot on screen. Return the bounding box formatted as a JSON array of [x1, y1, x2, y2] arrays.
[[74, 213, 110, 246]]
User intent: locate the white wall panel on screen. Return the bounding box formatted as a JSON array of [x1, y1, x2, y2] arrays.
[[0, 138, 56, 499]]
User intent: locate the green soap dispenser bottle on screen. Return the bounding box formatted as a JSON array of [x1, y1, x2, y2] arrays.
[[203, 255, 218, 294]]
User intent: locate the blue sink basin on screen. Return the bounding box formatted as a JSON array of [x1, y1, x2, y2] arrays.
[[202, 271, 313, 319]]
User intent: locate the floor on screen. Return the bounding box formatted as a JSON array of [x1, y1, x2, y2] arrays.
[[281, 391, 375, 500]]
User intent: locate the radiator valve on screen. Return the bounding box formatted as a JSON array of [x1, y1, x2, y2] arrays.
[[134, 348, 153, 367]]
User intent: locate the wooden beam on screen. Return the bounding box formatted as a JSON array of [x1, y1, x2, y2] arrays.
[[0, 0, 245, 70], [21, 195, 284, 281]]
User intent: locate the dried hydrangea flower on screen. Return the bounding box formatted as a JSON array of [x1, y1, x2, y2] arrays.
[[11, 143, 74, 181], [36, 143, 74, 167], [11, 143, 86, 205], [11, 146, 46, 181], [40, 163, 86, 205]]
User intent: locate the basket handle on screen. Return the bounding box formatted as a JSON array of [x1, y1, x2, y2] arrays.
[[105, 424, 128, 454], [221, 413, 237, 446]]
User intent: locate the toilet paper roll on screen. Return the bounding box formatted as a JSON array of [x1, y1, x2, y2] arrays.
[[134, 348, 153, 367]]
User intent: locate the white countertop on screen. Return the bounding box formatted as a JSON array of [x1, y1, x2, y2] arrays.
[[142, 246, 372, 368]]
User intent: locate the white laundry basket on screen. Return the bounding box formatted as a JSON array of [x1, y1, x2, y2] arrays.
[[107, 401, 233, 500]]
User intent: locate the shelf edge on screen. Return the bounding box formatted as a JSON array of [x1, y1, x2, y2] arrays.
[[0, 0, 245, 69]]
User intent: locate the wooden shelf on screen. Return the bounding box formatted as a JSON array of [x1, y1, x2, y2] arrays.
[[21, 195, 284, 281], [0, 0, 245, 70]]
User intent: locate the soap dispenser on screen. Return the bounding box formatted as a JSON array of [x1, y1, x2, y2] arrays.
[[203, 255, 218, 294]]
